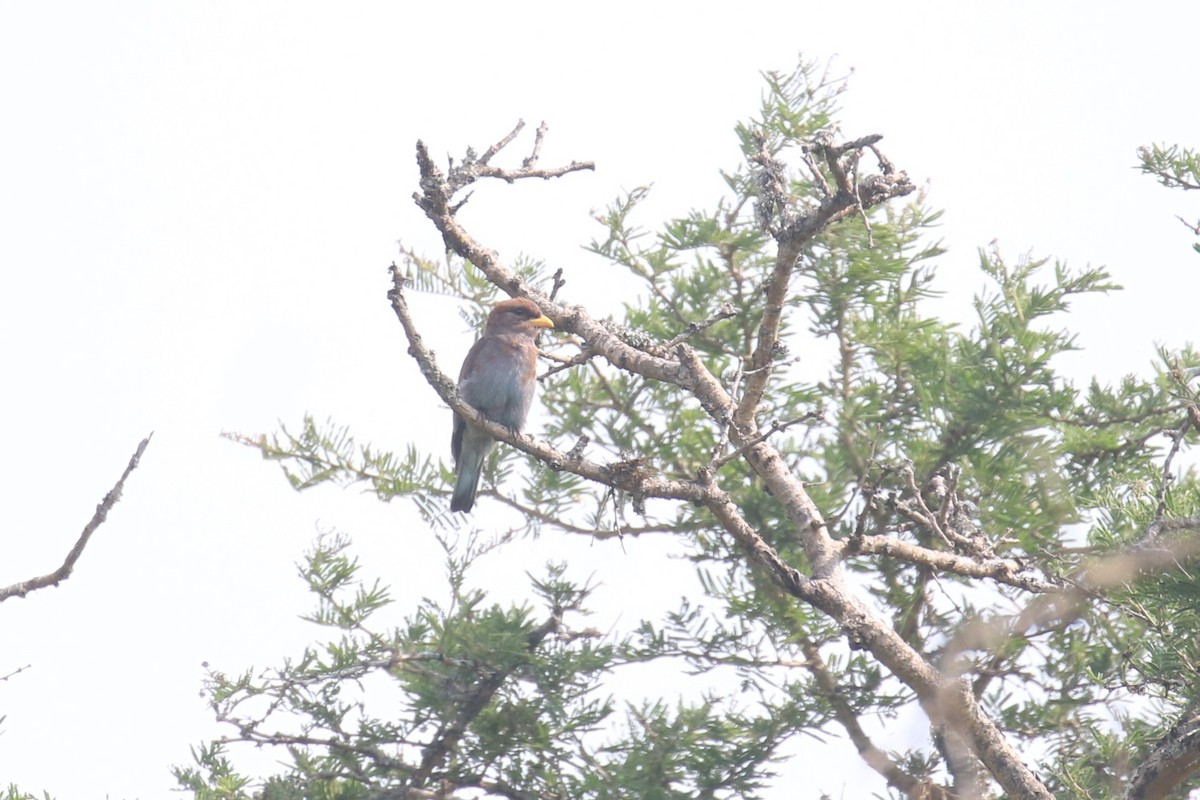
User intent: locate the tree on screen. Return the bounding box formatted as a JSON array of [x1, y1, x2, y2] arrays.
[[179, 60, 1200, 799]]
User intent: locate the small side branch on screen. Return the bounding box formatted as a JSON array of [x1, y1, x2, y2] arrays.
[[712, 411, 822, 468], [663, 302, 737, 349], [486, 492, 684, 539], [1154, 413, 1193, 522], [538, 343, 597, 381], [418, 121, 595, 203], [0, 435, 152, 603], [0, 664, 31, 682], [478, 119, 526, 165]]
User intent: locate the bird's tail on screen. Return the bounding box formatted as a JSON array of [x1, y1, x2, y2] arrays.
[[450, 449, 486, 513]]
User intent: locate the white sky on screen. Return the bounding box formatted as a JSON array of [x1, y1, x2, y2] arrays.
[[1, 2, 1197, 798]]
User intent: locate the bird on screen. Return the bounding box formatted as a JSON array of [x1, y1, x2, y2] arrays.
[[450, 297, 554, 512]]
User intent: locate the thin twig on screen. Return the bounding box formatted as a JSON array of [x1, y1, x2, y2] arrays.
[[712, 411, 822, 468], [0, 664, 31, 682], [709, 364, 744, 466], [479, 119, 525, 165], [1154, 414, 1193, 522], [485, 491, 684, 539], [897, 462, 956, 548], [663, 302, 737, 349], [523, 121, 549, 169], [547, 266, 566, 302], [800, 637, 925, 796], [418, 124, 595, 201], [539, 344, 596, 381], [799, 145, 831, 198], [850, 151, 875, 248]]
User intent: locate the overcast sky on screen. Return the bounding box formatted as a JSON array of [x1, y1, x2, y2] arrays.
[[2, 2, 1197, 798]]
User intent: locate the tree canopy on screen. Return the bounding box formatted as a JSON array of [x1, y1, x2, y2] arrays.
[[176, 59, 1200, 800]]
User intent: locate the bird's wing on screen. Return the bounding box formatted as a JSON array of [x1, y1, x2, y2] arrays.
[[458, 334, 538, 429]]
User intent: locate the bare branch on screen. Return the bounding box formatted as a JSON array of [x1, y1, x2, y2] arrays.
[[479, 119, 526, 166], [538, 342, 597, 381], [547, 265, 566, 302], [522, 120, 549, 169], [711, 411, 822, 469], [473, 160, 597, 184], [663, 301, 737, 349], [844, 533, 1055, 593], [1154, 413, 1193, 522], [485, 491, 687, 539], [0, 664, 31, 682], [415, 123, 594, 205], [0, 435, 152, 603]]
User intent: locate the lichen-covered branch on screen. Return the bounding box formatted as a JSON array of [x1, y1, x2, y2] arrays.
[[844, 533, 1055, 593], [1127, 706, 1200, 800]]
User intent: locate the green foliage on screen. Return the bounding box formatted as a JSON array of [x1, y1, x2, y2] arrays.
[[1138, 142, 1200, 254], [194, 60, 1200, 799], [177, 533, 816, 798], [2, 787, 52, 800], [1138, 143, 1200, 191]]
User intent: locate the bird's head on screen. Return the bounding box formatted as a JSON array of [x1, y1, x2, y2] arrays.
[[486, 297, 555, 336]]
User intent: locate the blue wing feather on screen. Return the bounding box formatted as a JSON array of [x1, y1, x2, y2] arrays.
[[457, 335, 536, 430]]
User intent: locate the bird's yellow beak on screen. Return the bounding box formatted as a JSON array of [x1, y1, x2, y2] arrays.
[[531, 315, 554, 329]]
